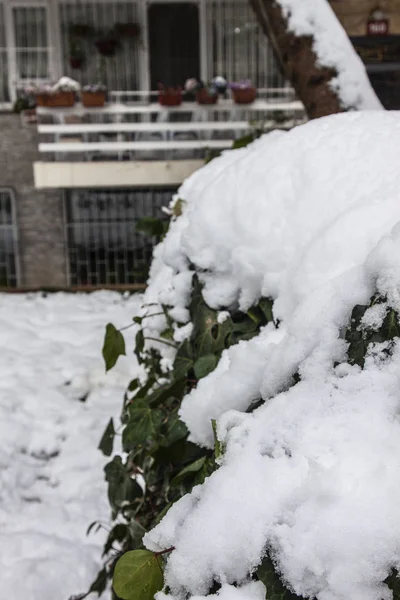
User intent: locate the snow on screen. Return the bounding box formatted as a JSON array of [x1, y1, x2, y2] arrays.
[[0, 291, 142, 600], [141, 111, 400, 600], [278, 0, 383, 111]]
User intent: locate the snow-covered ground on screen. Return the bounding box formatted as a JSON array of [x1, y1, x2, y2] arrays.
[[0, 291, 142, 600]]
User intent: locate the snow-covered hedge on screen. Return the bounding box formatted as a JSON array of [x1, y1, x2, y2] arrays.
[[103, 111, 400, 600]]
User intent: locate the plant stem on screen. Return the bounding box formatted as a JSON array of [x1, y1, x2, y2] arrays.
[[144, 336, 178, 349], [155, 546, 175, 556]]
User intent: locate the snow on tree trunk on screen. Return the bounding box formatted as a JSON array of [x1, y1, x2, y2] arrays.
[[250, 0, 383, 118]]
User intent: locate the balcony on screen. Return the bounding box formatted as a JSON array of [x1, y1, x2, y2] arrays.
[[33, 89, 305, 189]]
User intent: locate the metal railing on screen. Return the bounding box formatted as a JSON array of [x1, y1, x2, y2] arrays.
[[0, 188, 20, 287], [64, 187, 174, 285]]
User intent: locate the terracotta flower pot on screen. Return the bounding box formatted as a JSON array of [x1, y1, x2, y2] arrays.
[[196, 89, 218, 105], [81, 91, 106, 107], [231, 87, 257, 104], [36, 91, 76, 108], [158, 89, 182, 106]]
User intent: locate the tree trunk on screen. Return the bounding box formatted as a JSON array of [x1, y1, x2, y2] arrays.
[[250, 0, 381, 119]]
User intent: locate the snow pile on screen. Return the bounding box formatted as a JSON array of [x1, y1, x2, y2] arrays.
[[141, 112, 400, 600], [0, 291, 142, 600], [278, 0, 382, 111]]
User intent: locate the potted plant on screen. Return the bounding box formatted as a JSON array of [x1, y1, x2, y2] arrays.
[[113, 22, 140, 38], [158, 84, 182, 107], [230, 80, 257, 104], [212, 76, 228, 96], [81, 83, 107, 107], [69, 38, 85, 69], [35, 77, 80, 108], [185, 78, 219, 105], [95, 33, 119, 57], [13, 87, 36, 113]]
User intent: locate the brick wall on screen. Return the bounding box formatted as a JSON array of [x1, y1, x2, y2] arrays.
[[330, 0, 400, 36], [0, 112, 67, 287]]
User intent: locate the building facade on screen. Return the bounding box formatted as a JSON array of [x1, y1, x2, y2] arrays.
[[0, 0, 398, 288]]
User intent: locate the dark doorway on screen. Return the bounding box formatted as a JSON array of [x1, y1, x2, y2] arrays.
[[148, 2, 200, 90]]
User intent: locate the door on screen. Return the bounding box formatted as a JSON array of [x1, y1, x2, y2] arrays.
[[148, 2, 200, 89]]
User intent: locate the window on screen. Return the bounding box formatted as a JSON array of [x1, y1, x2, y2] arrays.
[[12, 6, 50, 80], [65, 188, 175, 286], [0, 189, 19, 287]]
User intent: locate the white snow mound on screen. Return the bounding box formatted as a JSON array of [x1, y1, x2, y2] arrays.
[[142, 111, 400, 600]]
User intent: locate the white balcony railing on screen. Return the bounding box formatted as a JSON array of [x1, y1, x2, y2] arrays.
[[36, 89, 306, 163]]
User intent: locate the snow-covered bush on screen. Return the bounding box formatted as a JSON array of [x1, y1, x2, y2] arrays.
[[98, 111, 400, 600]]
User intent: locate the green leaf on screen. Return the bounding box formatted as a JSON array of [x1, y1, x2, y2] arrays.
[[98, 417, 115, 457], [134, 329, 145, 363], [136, 216, 167, 240], [386, 568, 400, 599], [163, 414, 188, 447], [113, 550, 164, 600], [146, 378, 186, 408], [194, 354, 218, 379], [128, 378, 140, 392], [258, 297, 274, 323], [171, 456, 207, 486], [103, 323, 126, 372], [89, 566, 109, 596], [232, 133, 255, 149], [256, 554, 301, 600], [86, 521, 99, 536], [173, 339, 194, 380], [103, 523, 128, 556], [104, 456, 143, 515], [123, 403, 163, 450], [382, 308, 400, 340], [127, 520, 147, 548]]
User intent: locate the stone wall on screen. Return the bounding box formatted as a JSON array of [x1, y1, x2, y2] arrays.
[[0, 112, 67, 287]]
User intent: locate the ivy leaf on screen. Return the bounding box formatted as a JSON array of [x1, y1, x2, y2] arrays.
[[104, 456, 143, 516], [113, 550, 164, 600], [163, 414, 188, 446], [103, 523, 128, 556], [256, 554, 301, 600], [98, 417, 115, 457], [146, 378, 186, 408], [382, 308, 400, 340], [173, 339, 194, 380], [258, 297, 274, 323], [171, 456, 207, 486], [89, 566, 109, 596], [386, 568, 400, 599], [127, 520, 147, 548], [231, 133, 255, 149], [123, 404, 163, 450], [103, 323, 126, 372], [86, 521, 99, 536], [134, 329, 145, 363], [194, 354, 218, 379], [136, 216, 168, 240]]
